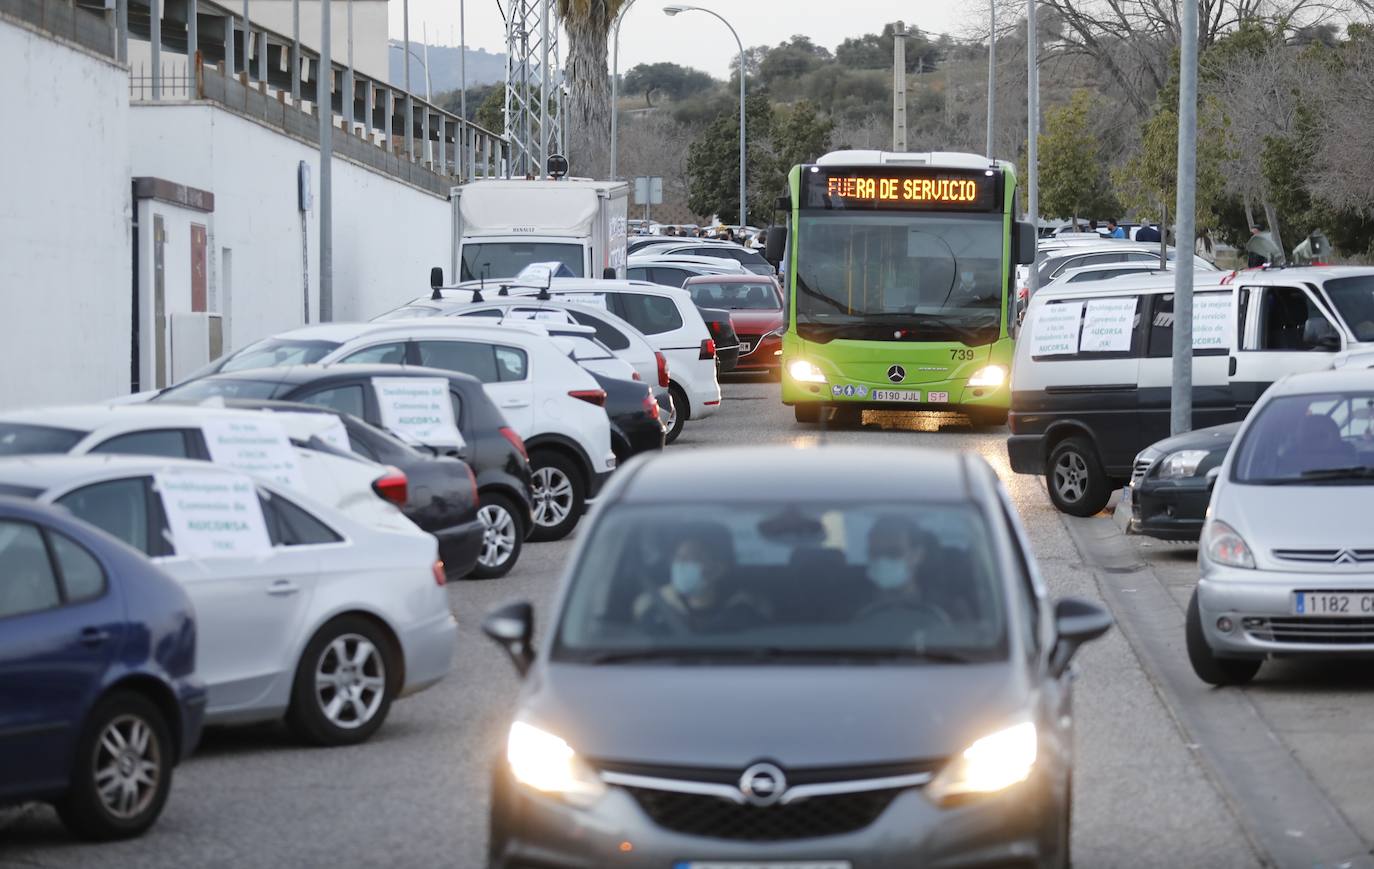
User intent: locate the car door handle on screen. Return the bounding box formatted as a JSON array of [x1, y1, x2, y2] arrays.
[[1228, 356, 1238, 376], [79, 627, 110, 647], [500, 399, 530, 409], [267, 579, 301, 597]]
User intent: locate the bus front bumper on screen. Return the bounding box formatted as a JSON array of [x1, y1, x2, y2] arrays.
[[781, 373, 1007, 413]]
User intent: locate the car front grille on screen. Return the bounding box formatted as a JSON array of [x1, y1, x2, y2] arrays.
[[1273, 548, 1374, 564], [1131, 459, 1152, 485], [1248, 617, 1374, 645], [625, 786, 898, 841]]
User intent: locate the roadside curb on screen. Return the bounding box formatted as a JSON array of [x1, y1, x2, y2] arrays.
[[1062, 512, 1374, 869]]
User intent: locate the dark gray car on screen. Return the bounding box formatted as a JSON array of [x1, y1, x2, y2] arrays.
[[482, 445, 1111, 868]]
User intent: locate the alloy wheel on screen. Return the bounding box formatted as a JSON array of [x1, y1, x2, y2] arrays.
[[315, 634, 387, 730], [1053, 452, 1089, 503], [478, 503, 517, 568], [93, 714, 162, 821], [531, 466, 574, 528]]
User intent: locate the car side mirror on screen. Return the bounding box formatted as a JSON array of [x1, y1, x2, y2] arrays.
[[1317, 333, 1341, 352], [483, 601, 535, 676], [1050, 596, 1112, 677], [1014, 221, 1037, 265], [764, 228, 785, 267]]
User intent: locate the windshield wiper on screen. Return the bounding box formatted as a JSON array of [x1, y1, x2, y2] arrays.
[[1297, 466, 1374, 482], [585, 648, 708, 665]]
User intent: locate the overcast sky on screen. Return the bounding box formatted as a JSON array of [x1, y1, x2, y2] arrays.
[[387, 1, 973, 79]]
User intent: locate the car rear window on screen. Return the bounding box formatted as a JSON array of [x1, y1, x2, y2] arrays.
[[0, 423, 87, 456], [617, 294, 684, 335]]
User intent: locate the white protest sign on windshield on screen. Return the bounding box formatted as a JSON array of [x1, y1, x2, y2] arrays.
[[1193, 293, 1233, 350], [268, 411, 351, 452], [1079, 297, 1138, 353], [1029, 301, 1083, 357], [155, 470, 271, 559], [201, 416, 307, 491], [373, 377, 464, 448]]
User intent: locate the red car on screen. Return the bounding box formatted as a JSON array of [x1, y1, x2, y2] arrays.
[[682, 274, 785, 373]]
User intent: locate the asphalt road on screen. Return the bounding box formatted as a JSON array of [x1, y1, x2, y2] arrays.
[[7, 376, 1363, 868]]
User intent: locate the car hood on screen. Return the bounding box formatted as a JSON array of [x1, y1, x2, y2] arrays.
[[1146, 422, 1241, 458], [1216, 483, 1374, 571], [521, 661, 1027, 769]]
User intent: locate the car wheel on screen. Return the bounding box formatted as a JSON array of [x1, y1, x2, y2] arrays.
[[665, 383, 689, 444], [1186, 590, 1261, 686], [287, 616, 396, 746], [57, 692, 173, 840], [527, 451, 585, 542], [469, 492, 523, 579], [793, 403, 821, 424], [968, 407, 1009, 428], [1046, 436, 1111, 517]]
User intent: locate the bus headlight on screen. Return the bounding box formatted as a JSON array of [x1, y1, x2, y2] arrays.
[[967, 365, 1007, 388], [788, 359, 828, 384]]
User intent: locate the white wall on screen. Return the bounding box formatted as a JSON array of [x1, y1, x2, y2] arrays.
[[129, 101, 450, 361], [0, 18, 132, 409]]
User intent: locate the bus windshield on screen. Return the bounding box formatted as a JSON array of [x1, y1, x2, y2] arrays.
[[794, 212, 1003, 345]]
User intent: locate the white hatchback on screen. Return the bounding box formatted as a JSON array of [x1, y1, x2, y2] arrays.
[[0, 455, 455, 745]]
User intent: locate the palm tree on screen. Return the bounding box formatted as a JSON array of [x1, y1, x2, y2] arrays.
[[556, 0, 627, 179]]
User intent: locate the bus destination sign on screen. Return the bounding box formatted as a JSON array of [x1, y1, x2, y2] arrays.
[[802, 167, 998, 212]]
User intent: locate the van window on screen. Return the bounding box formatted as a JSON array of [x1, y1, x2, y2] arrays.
[[1146, 292, 1232, 357], [617, 294, 684, 335], [1027, 297, 1143, 361], [1257, 287, 1339, 352]]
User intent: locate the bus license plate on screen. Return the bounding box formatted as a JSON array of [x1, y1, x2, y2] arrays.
[[871, 389, 921, 402], [1293, 592, 1374, 616]]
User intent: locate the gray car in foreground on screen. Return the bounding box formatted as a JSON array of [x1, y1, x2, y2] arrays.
[[482, 445, 1112, 868], [1190, 368, 1374, 685]]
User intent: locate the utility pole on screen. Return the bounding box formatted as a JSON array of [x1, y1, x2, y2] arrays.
[[1170, 0, 1199, 435], [318, 0, 333, 320], [1025, 0, 1040, 296], [985, 0, 995, 159], [459, 0, 467, 121], [291, 0, 300, 101], [892, 24, 907, 151], [540, 0, 550, 174], [403, 0, 413, 160]]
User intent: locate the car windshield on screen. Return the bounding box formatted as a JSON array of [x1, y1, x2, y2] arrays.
[[461, 242, 584, 281], [0, 422, 87, 456], [220, 338, 340, 372], [686, 282, 780, 311], [555, 502, 1008, 663], [1232, 391, 1374, 484], [157, 378, 287, 402], [1323, 276, 1374, 342], [794, 213, 1003, 345]]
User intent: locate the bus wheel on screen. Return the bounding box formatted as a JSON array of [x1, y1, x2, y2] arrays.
[[967, 407, 1008, 428], [831, 406, 862, 427], [793, 404, 821, 424]]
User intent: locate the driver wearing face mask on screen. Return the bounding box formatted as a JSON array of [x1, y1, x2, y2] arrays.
[[634, 525, 769, 633], [858, 517, 952, 623]]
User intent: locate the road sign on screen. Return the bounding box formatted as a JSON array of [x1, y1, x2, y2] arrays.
[[634, 176, 663, 206]]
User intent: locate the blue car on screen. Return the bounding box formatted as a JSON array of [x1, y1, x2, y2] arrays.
[[0, 496, 205, 840]]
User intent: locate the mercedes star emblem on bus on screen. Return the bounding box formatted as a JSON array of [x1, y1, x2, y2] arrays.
[[887, 365, 906, 383]]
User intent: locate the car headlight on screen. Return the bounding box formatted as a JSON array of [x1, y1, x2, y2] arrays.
[[1157, 449, 1210, 479], [1203, 519, 1255, 569], [966, 364, 1007, 388], [788, 359, 827, 383], [506, 721, 606, 805], [927, 720, 1037, 804]]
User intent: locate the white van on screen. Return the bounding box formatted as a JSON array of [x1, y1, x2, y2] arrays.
[[1006, 267, 1374, 516]]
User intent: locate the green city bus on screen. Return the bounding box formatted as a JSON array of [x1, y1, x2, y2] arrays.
[[771, 151, 1035, 426]]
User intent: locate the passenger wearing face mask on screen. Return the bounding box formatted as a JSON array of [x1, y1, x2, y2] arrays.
[[857, 517, 953, 624], [633, 525, 769, 634]]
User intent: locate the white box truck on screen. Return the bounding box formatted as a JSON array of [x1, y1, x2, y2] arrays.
[[450, 179, 630, 283]]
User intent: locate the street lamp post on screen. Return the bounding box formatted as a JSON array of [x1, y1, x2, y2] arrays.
[[389, 42, 432, 101], [610, 0, 638, 180], [664, 4, 745, 230]]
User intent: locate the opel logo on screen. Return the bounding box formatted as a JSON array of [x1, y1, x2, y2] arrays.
[[738, 762, 787, 807], [886, 365, 906, 383]]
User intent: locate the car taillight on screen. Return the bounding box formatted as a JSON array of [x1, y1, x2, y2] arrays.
[[372, 467, 408, 505], [699, 338, 716, 360], [632, 371, 642, 381], [655, 351, 670, 387], [707, 320, 724, 340], [499, 426, 529, 461], [432, 560, 447, 587], [643, 392, 660, 420], [569, 388, 607, 407]]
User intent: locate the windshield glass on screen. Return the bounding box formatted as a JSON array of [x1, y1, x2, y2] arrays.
[[794, 213, 1003, 344], [461, 242, 584, 281], [220, 338, 340, 373], [1324, 276, 1374, 342], [555, 502, 1008, 663], [157, 379, 287, 402], [0, 423, 87, 456], [1232, 392, 1374, 484], [686, 282, 781, 311]]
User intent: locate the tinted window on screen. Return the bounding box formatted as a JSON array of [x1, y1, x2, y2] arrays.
[[494, 347, 529, 381], [338, 342, 408, 365], [56, 478, 150, 554], [415, 340, 499, 382], [686, 282, 780, 311], [627, 267, 650, 282], [617, 294, 684, 335], [296, 385, 367, 418], [555, 502, 1007, 662], [50, 532, 106, 602], [1146, 293, 1231, 358], [89, 429, 192, 459], [1258, 287, 1339, 352], [566, 309, 630, 350], [220, 338, 340, 372], [650, 268, 692, 288], [0, 522, 61, 618], [158, 379, 286, 402], [0, 423, 87, 456], [1232, 391, 1374, 483], [260, 492, 343, 545]]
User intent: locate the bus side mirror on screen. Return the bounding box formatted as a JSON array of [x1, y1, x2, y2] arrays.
[[765, 228, 785, 267], [1014, 221, 1037, 265]]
